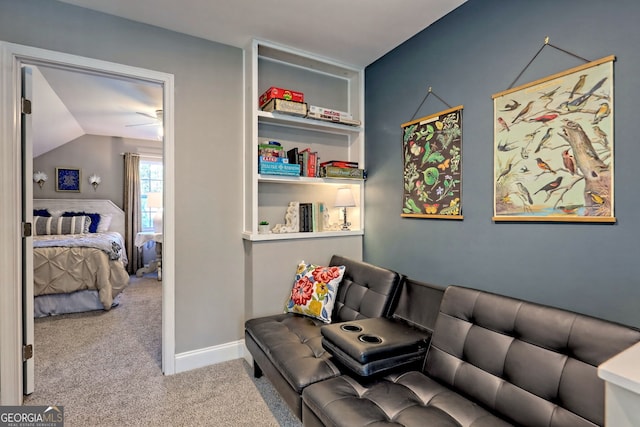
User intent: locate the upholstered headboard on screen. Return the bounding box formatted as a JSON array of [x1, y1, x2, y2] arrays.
[[33, 199, 125, 237]]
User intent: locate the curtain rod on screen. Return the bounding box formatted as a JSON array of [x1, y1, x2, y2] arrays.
[[119, 152, 163, 160]]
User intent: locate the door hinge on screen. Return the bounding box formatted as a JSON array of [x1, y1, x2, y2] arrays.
[[23, 344, 33, 361], [22, 98, 32, 115], [22, 222, 32, 238]]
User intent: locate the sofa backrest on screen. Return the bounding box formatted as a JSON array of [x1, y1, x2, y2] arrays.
[[330, 255, 402, 322], [391, 278, 445, 332], [425, 285, 640, 427]]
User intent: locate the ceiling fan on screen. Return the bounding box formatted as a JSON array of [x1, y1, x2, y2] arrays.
[[126, 109, 163, 127]]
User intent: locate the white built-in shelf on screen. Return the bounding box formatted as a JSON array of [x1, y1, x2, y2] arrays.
[[244, 39, 365, 238], [257, 110, 363, 135], [258, 174, 364, 185], [597, 342, 640, 426], [242, 229, 364, 241], [598, 341, 640, 395]]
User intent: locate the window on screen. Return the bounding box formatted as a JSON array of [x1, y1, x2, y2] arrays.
[[140, 159, 163, 231]]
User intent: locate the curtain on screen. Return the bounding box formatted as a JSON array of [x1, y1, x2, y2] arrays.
[[124, 153, 142, 274]]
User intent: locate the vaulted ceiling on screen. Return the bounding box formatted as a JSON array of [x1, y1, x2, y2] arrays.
[[32, 65, 163, 157]]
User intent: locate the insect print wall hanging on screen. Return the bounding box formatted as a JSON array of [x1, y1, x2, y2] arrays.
[[401, 105, 463, 219], [492, 55, 615, 223]]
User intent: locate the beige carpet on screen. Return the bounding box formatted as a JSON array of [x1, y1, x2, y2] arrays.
[[24, 275, 300, 427]]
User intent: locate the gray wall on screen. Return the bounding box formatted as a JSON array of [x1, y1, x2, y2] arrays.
[[0, 0, 244, 352], [32, 134, 158, 208], [364, 0, 640, 327]]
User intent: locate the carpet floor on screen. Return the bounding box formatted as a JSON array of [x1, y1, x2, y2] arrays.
[[24, 275, 301, 427]]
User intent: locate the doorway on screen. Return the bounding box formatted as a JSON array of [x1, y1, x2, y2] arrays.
[[0, 41, 175, 404]]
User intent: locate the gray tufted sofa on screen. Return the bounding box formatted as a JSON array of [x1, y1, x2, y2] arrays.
[[244, 255, 404, 419], [301, 285, 640, 426]]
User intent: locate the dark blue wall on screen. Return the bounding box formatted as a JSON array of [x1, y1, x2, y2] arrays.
[[364, 0, 640, 327]]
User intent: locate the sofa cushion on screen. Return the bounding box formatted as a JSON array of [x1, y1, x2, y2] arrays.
[[285, 261, 345, 323], [391, 278, 445, 332], [330, 255, 403, 321], [302, 372, 512, 426], [245, 313, 341, 393], [426, 286, 640, 427]]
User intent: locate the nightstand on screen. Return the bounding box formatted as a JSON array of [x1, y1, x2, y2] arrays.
[[135, 231, 163, 280]]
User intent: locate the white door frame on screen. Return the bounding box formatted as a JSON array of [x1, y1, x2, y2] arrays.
[[21, 65, 35, 395], [0, 41, 176, 404]]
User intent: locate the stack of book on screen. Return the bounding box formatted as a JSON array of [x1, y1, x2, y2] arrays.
[[319, 160, 365, 179], [259, 86, 307, 117], [297, 202, 327, 232], [258, 87, 360, 126], [307, 105, 361, 127], [286, 147, 319, 177], [259, 159, 301, 176], [258, 141, 365, 180], [258, 141, 301, 176]]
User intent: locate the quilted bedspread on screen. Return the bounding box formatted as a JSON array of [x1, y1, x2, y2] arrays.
[[33, 232, 130, 310]]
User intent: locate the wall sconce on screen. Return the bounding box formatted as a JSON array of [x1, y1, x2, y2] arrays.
[[334, 187, 356, 231], [33, 171, 48, 189], [88, 174, 101, 191]]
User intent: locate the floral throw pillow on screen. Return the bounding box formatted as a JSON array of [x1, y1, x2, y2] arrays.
[[285, 261, 346, 323]]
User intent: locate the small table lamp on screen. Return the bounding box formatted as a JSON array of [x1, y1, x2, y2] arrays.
[[334, 187, 356, 231], [147, 192, 163, 233]]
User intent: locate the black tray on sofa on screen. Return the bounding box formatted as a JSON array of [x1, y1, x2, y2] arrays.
[[321, 317, 431, 377]]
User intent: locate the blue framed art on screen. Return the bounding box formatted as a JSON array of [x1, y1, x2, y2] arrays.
[[56, 167, 81, 192]]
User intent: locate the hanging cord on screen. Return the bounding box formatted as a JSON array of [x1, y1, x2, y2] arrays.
[[411, 87, 453, 121], [507, 36, 591, 90]]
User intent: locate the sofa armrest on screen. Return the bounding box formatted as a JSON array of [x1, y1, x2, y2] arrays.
[[321, 317, 431, 377]]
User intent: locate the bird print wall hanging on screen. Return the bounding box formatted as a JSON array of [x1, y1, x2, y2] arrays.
[[492, 55, 615, 223], [401, 105, 463, 219]]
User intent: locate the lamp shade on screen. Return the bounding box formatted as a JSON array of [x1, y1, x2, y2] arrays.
[[147, 192, 163, 233], [147, 192, 163, 209], [334, 188, 356, 207]]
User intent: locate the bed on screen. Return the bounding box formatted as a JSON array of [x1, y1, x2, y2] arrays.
[[32, 199, 130, 317]]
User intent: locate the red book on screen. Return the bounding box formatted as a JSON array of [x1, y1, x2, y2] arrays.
[[308, 152, 317, 177], [319, 160, 359, 168], [299, 148, 310, 177]]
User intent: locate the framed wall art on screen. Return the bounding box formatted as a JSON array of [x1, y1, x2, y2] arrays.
[[492, 55, 615, 222], [401, 105, 463, 219], [56, 167, 81, 192]]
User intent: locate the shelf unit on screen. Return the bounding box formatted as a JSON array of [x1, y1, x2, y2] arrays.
[[243, 39, 365, 241]]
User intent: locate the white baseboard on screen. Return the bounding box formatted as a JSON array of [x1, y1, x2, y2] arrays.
[[174, 339, 246, 373], [243, 342, 254, 367]]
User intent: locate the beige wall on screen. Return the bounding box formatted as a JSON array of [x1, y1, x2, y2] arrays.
[[0, 0, 244, 353]]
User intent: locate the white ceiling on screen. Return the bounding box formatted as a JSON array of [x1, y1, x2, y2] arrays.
[[34, 0, 466, 156], [58, 0, 466, 68], [33, 65, 163, 157]]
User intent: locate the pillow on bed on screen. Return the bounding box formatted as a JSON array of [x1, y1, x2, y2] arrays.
[[62, 211, 101, 233], [33, 208, 50, 217], [34, 215, 90, 236], [284, 261, 346, 323], [96, 214, 113, 232]]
